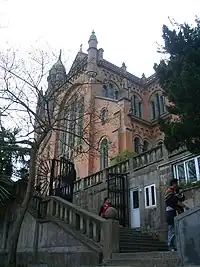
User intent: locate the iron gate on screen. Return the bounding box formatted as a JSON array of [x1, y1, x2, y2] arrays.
[[36, 157, 76, 203], [107, 169, 129, 226]]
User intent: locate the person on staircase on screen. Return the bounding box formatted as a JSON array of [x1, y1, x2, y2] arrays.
[[165, 179, 189, 251], [99, 197, 111, 218]]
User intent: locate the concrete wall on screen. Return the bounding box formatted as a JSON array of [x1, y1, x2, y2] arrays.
[[0, 212, 98, 267], [129, 163, 165, 232], [74, 181, 108, 215], [185, 185, 200, 206], [17, 212, 36, 252], [175, 205, 200, 266]]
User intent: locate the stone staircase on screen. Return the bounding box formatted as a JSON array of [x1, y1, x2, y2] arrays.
[[119, 227, 169, 253], [27, 196, 180, 267], [104, 251, 180, 266]]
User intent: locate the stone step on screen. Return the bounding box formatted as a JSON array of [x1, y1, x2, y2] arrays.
[[120, 229, 150, 235], [103, 251, 180, 267], [119, 240, 167, 247], [119, 227, 168, 253], [119, 232, 159, 240], [119, 245, 168, 251], [120, 233, 159, 239], [120, 247, 169, 253], [120, 237, 166, 244]]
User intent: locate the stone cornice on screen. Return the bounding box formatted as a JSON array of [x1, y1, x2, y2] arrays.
[[100, 59, 141, 84]]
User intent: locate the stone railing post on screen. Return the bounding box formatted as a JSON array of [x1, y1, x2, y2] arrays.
[[102, 219, 119, 262], [102, 169, 107, 183], [162, 144, 169, 161], [47, 198, 53, 216]]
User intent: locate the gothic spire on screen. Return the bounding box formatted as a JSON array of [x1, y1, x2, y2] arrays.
[[59, 49, 62, 60]]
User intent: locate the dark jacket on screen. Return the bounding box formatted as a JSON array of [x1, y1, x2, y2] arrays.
[[165, 187, 178, 225]]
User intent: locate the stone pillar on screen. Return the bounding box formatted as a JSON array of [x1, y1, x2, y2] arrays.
[[33, 220, 39, 264], [102, 207, 120, 262], [102, 169, 107, 183], [102, 219, 120, 262], [162, 144, 169, 161]]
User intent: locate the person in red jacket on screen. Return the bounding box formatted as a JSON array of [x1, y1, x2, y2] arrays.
[[99, 197, 111, 218]]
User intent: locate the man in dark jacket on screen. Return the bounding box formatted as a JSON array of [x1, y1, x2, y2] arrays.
[[165, 179, 188, 251]]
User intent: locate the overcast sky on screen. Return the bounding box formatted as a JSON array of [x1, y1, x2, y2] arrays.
[[0, 0, 199, 77]]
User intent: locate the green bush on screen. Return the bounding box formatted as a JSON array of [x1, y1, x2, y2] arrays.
[[110, 150, 136, 166]]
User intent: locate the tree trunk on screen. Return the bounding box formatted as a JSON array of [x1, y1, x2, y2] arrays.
[[6, 147, 37, 267]]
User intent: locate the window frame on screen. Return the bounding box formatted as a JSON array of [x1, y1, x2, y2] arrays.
[[102, 82, 119, 100], [144, 184, 156, 208], [173, 155, 200, 183], [100, 108, 108, 123], [100, 138, 109, 170], [132, 95, 143, 118], [151, 93, 167, 120]]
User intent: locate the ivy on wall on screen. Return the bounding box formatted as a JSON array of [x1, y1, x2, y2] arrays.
[[179, 180, 200, 190], [110, 150, 136, 166]]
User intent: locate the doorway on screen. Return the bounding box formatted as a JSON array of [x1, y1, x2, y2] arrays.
[[130, 189, 141, 228]]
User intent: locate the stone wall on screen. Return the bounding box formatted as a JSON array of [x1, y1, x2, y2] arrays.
[[129, 163, 165, 233], [0, 212, 98, 267], [175, 205, 200, 266], [17, 212, 36, 252], [0, 179, 99, 267], [73, 181, 107, 215], [183, 185, 200, 208]]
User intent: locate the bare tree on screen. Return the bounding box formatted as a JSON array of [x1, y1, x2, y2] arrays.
[[0, 48, 112, 267]]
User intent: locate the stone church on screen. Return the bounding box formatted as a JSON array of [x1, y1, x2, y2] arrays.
[[37, 31, 167, 179]]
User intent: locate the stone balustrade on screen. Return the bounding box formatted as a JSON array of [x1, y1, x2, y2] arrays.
[[74, 160, 129, 193], [74, 170, 104, 192], [74, 145, 164, 192], [132, 145, 163, 169], [30, 195, 119, 261], [107, 160, 129, 175]]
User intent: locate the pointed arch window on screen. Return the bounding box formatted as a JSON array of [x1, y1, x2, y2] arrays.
[[100, 108, 108, 123], [102, 82, 119, 100], [132, 95, 143, 118], [157, 141, 163, 146], [100, 139, 108, 169], [151, 93, 167, 119], [143, 140, 149, 152], [115, 89, 119, 100], [134, 137, 141, 154], [103, 85, 108, 98]]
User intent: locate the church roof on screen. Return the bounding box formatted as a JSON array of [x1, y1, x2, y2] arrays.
[[67, 50, 157, 87]]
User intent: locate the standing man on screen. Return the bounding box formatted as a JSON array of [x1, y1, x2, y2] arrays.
[[165, 179, 188, 251]]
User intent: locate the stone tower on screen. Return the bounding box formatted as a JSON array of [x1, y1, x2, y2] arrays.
[[86, 30, 98, 77], [47, 50, 67, 90]]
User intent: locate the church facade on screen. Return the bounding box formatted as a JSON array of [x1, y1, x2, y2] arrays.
[[37, 31, 168, 179]]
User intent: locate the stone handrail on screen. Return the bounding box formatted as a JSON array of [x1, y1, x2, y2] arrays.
[[74, 145, 164, 192], [74, 160, 129, 193], [74, 170, 104, 192], [106, 160, 129, 175], [132, 145, 163, 169], [30, 196, 119, 262]]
